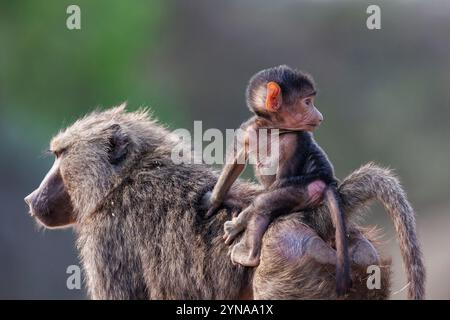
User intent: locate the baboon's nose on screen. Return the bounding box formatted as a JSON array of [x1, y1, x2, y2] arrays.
[[318, 111, 324, 123], [24, 194, 33, 206]]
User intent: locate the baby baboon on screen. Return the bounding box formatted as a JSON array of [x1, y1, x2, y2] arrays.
[[24, 105, 424, 299], [205, 65, 351, 296]]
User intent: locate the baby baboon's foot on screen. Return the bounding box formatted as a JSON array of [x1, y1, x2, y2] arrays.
[[223, 219, 245, 245], [230, 241, 260, 267]]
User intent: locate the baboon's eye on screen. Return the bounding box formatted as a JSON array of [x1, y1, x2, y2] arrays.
[[53, 148, 67, 158], [107, 124, 130, 165]]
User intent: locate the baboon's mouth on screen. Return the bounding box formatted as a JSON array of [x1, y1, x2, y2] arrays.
[[304, 124, 319, 130]]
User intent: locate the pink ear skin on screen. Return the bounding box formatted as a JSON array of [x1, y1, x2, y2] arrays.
[[265, 82, 282, 112]]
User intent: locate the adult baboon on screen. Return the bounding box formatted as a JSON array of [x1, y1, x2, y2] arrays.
[[24, 105, 424, 299]]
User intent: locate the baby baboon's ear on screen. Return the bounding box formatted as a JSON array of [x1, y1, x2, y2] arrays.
[[107, 124, 129, 165]]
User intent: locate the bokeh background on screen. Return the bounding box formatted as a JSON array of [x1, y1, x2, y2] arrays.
[[1, 0, 449, 299]]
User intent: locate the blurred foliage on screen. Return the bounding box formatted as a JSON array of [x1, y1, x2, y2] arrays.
[[0, 0, 449, 299], [0, 0, 182, 144]]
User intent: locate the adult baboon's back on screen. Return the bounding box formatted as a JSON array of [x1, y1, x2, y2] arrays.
[[25, 105, 424, 299]]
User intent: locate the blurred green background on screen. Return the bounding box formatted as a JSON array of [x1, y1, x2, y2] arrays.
[[0, 0, 449, 299]]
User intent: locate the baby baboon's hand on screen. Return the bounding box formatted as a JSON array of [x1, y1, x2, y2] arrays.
[[205, 204, 221, 218], [202, 191, 220, 218], [223, 218, 245, 245]]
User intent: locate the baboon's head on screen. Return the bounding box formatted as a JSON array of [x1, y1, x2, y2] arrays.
[[24, 104, 169, 228]]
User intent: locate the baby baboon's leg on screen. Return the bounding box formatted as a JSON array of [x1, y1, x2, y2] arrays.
[[231, 213, 271, 267], [228, 185, 313, 267]]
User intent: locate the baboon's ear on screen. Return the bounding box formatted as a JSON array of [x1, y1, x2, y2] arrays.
[[108, 124, 129, 165], [265, 81, 282, 112]]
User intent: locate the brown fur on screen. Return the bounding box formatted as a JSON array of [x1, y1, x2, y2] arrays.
[[26, 105, 425, 299], [254, 221, 391, 299], [339, 164, 426, 299]]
